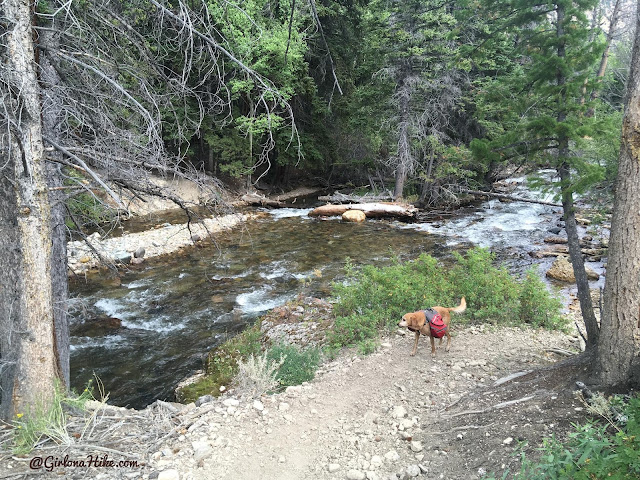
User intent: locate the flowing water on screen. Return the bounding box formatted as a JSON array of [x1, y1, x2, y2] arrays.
[[69, 173, 599, 408]]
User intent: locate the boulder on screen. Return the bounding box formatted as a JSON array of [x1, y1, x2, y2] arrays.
[[134, 247, 146, 258], [546, 256, 600, 283], [342, 210, 366, 223]]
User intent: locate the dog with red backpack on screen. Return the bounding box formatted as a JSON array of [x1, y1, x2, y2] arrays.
[[398, 298, 466, 357]]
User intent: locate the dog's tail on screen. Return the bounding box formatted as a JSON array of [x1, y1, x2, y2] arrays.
[[450, 297, 467, 314]]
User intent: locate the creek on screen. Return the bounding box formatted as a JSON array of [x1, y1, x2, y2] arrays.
[[68, 173, 601, 408]]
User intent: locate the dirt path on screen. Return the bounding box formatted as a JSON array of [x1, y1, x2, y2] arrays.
[[0, 324, 590, 480], [157, 325, 586, 480]]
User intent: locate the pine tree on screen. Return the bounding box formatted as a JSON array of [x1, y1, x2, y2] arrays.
[[471, 0, 607, 347]]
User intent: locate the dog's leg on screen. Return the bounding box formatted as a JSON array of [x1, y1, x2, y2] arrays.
[[411, 331, 420, 356], [430, 336, 436, 357], [445, 331, 451, 352]]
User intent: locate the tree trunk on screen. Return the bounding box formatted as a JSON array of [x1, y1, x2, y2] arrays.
[[0, 0, 61, 421], [595, 1, 640, 387], [309, 202, 417, 219], [394, 80, 411, 200], [40, 27, 70, 388], [585, 0, 623, 117], [558, 164, 600, 348], [556, 4, 599, 348]]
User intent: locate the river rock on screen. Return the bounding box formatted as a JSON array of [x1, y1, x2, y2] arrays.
[[134, 247, 146, 258], [195, 395, 214, 407], [192, 441, 214, 462], [113, 251, 132, 264], [546, 256, 599, 282], [391, 406, 408, 419], [347, 470, 366, 480], [406, 465, 421, 477], [342, 210, 366, 223]]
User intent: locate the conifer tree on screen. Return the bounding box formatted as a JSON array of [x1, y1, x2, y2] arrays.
[[471, 0, 608, 347]]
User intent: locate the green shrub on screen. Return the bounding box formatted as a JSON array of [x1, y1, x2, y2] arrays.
[[450, 249, 520, 324], [11, 381, 95, 454], [518, 267, 566, 330], [329, 247, 567, 353], [267, 344, 320, 389]]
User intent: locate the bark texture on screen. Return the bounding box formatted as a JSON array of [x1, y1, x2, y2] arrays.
[[595, 2, 640, 387], [0, 0, 61, 421]]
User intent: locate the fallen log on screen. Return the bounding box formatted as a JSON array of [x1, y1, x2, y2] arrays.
[[317, 192, 394, 204], [271, 186, 325, 203], [241, 194, 283, 207], [462, 188, 562, 207], [309, 202, 417, 219]]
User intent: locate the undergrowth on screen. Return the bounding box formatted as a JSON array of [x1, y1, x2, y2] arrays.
[[328, 247, 566, 352], [7, 379, 97, 455], [180, 324, 321, 402], [484, 394, 640, 480], [188, 247, 565, 402]]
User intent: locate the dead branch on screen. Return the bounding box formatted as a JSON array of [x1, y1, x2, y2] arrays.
[[446, 395, 537, 418], [427, 422, 495, 436], [544, 347, 577, 357], [45, 135, 126, 210]]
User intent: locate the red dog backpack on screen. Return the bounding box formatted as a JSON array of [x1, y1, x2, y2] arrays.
[[423, 308, 446, 338]]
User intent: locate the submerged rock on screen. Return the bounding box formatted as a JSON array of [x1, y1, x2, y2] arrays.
[[71, 317, 122, 337]]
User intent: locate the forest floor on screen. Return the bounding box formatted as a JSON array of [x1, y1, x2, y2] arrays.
[[0, 315, 595, 480]]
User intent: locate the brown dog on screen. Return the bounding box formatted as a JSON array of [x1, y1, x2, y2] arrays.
[[398, 298, 466, 357]]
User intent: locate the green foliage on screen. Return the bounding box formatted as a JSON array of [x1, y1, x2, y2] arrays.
[[484, 396, 640, 480], [64, 169, 114, 230], [518, 268, 566, 330], [468, 0, 619, 202], [450, 249, 520, 323], [328, 248, 567, 353], [266, 344, 321, 389], [180, 331, 321, 402], [65, 193, 114, 230]]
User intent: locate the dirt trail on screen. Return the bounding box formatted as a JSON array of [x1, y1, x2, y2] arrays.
[[0, 324, 590, 480], [170, 325, 586, 480]]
